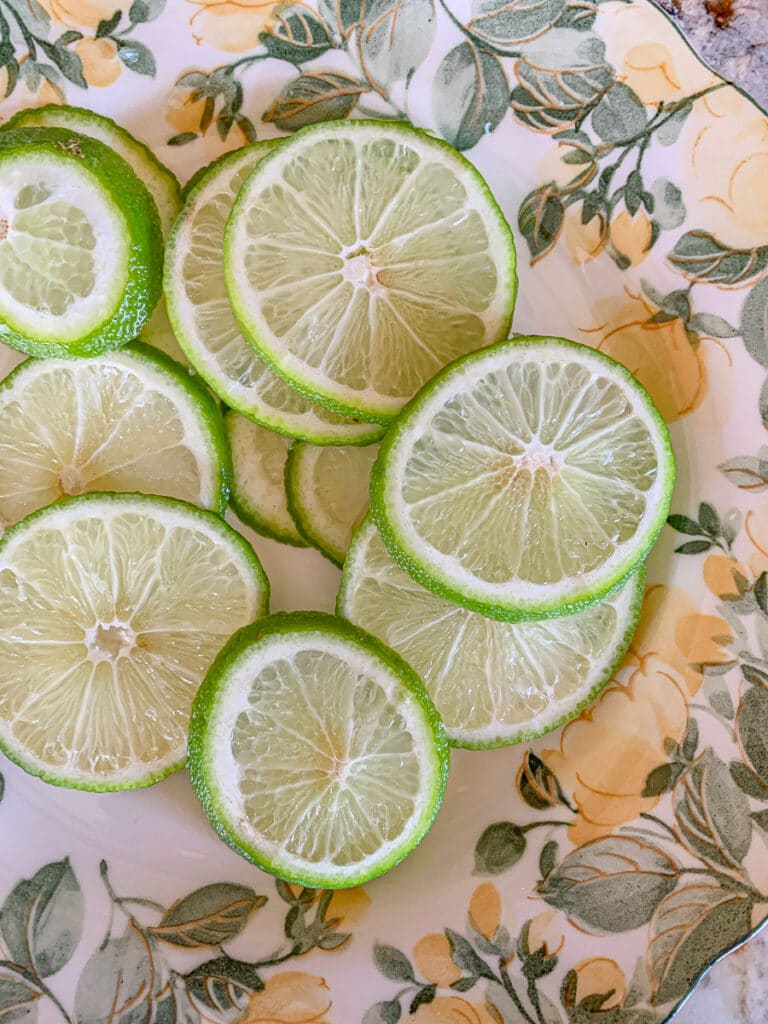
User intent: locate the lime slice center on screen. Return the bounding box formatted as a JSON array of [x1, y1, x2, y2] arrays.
[[59, 465, 86, 495], [87, 620, 135, 664]]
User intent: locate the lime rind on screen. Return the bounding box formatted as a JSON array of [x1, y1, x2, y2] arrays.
[[164, 143, 383, 445], [338, 518, 646, 748], [188, 610, 449, 888], [0, 127, 163, 358], [224, 119, 517, 424], [371, 336, 675, 622], [0, 492, 269, 791]]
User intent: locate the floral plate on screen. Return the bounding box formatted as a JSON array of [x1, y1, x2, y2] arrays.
[[1, 0, 768, 1022]]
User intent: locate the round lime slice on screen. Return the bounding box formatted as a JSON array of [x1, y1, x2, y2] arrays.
[[0, 493, 269, 790], [0, 342, 230, 530], [224, 119, 517, 423], [339, 519, 645, 747], [372, 336, 675, 621], [189, 611, 449, 888]]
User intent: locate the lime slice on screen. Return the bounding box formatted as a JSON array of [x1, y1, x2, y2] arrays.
[[165, 143, 382, 445], [189, 611, 449, 887], [224, 120, 517, 423], [372, 336, 675, 621], [339, 519, 645, 747], [226, 411, 307, 546], [0, 127, 162, 358], [286, 442, 379, 566], [5, 104, 181, 235], [139, 301, 192, 370], [0, 493, 269, 790], [0, 342, 230, 530]]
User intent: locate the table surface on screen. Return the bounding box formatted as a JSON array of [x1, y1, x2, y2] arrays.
[[655, 1, 768, 1020]]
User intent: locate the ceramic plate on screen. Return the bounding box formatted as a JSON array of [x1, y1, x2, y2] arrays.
[[1, 1, 768, 1022]]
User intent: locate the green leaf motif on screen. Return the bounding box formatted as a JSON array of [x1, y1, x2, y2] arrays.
[[537, 835, 678, 933], [261, 4, 333, 63], [737, 683, 768, 787], [264, 71, 366, 131], [4, 0, 49, 37], [363, 1000, 402, 1024], [129, 0, 165, 22], [184, 954, 265, 1012], [674, 749, 751, 871], [688, 313, 739, 338], [149, 883, 266, 948], [656, 101, 691, 145], [433, 42, 507, 150], [539, 840, 559, 879], [474, 821, 527, 874], [730, 760, 768, 799], [667, 514, 703, 536], [669, 231, 768, 288], [75, 925, 159, 1024], [0, 859, 83, 979], [591, 82, 646, 143], [519, 186, 564, 262], [116, 40, 156, 76], [720, 455, 768, 491], [318, 0, 363, 37], [445, 929, 495, 980], [0, 962, 42, 1019], [373, 944, 415, 982], [741, 277, 768, 368], [647, 882, 753, 1005], [469, 0, 567, 52], [359, 0, 435, 87], [650, 178, 686, 229], [642, 762, 683, 798]]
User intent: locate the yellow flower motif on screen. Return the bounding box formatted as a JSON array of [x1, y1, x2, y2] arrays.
[[412, 934, 462, 987], [543, 655, 690, 844], [600, 2, 716, 105], [468, 883, 501, 942], [411, 996, 498, 1024], [186, 0, 278, 52], [39, 0, 118, 28], [237, 971, 332, 1024], [563, 207, 604, 265], [526, 909, 564, 957], [74, 37, 122, 87], [609, 210, 652, 266], [573, 958, 627, 1010]]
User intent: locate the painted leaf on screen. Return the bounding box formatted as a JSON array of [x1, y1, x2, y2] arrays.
[[184, 955, 264, 1013], [359, 0, 436, 87], [474, 821, 526, 873], [650, 178, 686, 229], [129, 0, 166, 23], [0, 962, 42, 1019], [116, 40, 156, 76], [674, 750, 752, 871], [433, 42, 507, 150], [648, 882, 753, 1005], [688, 313, 738, 338], [0, 859, 83, 979], [669, 231, 768, 288], [719, 455, 768, 491], [264, 71, 366, 131], [318, 0, 363, 36], [519, 186, 564, 262], [741, 277, 768, 368], [261, 5, 333, 63], [75, 924, 158, 1024], [509, 30, 611, 131], [737, 682, 768, 787], [363, 1001, 402, 1024], [591, 81, 646, 143], [537, 836, 678, 932], [4, 0, 49, 36], [149, 883, 266, 948], [469, 0, 567, 51], [373, 944, 415, 982]]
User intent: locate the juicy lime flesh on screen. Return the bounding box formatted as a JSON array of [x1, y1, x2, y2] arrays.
[[0, 156, 127, 339], [403, 359, 658, 586], [342, 524, 635, 740], [231, 646, 421, 866], [0, 506, 260, 780], [237, 134, 501, 400], [0, 359, 211, 529], [175, 148, 357, 432]]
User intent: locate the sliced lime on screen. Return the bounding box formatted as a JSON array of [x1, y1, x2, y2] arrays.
[[224, 120, 517, 423], [189, 612, 448, 887], [0, 493, 269, 790], [339, 519, 644, 747]]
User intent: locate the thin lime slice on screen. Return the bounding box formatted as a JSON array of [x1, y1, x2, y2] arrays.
[[286, 441, 379, 566], [224, 120, 517, 423], [5, 104, 181, 235], [0, 342, 230, 531], [0, 493, 269, 790], [189, 611, 448, 888], [372, 336, 675, 621], [339, 519, 645, 747], [139, 301, 192, 369], [0, 127, 162, 358], [165, 143, 382, 445], [226, 411, 307, 546]]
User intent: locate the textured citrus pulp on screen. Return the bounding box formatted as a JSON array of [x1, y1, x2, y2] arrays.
[[287, 442, 379, 565], [189, 613, 449, 888], [165, 142, 381, 444], [0, 127, 162, 357], [339, 520, 645, 747], [0, 344, 229, 531], [372, 336, 675, 620], [226, 411, 307, 546], [0, 494, 269, 790], [224, 120, 517, 423]]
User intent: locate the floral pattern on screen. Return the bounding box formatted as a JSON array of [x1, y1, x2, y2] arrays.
[[0, 0, 767, 1022]]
